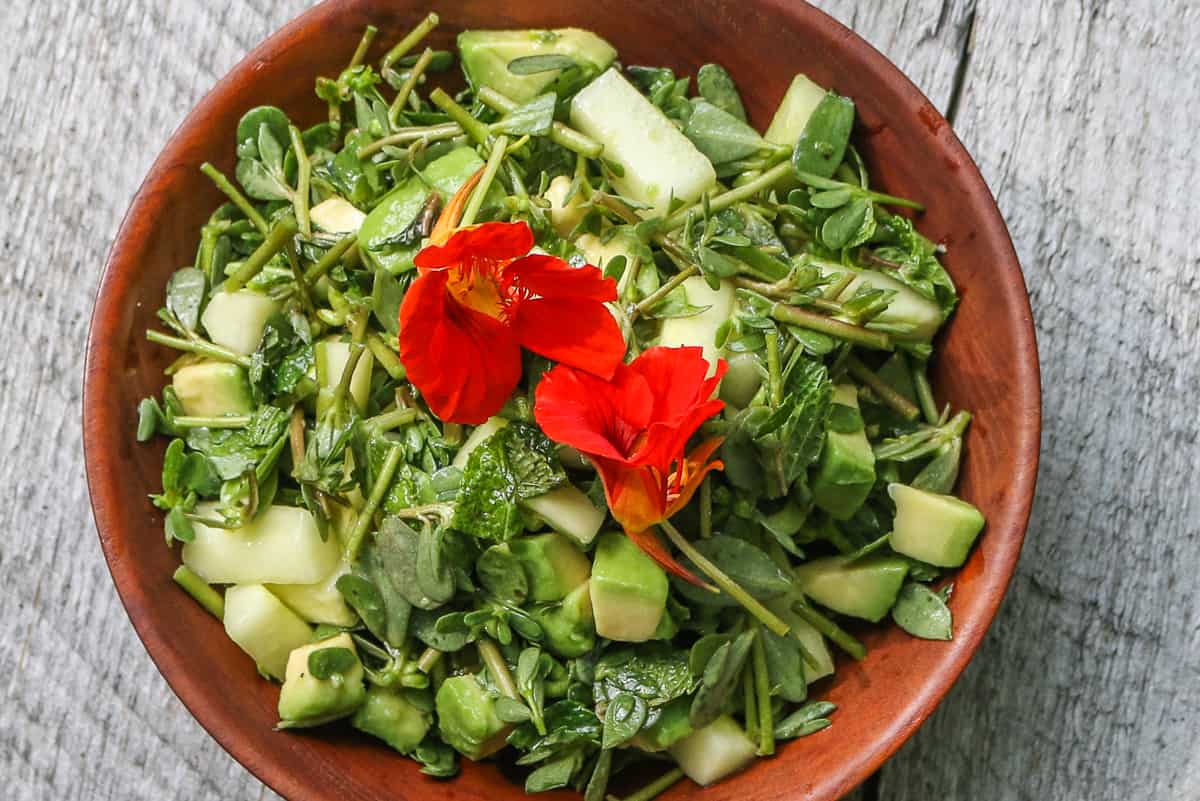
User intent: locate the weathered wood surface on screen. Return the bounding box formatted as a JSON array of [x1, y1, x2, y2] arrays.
[[2, 1, 1196, 799]]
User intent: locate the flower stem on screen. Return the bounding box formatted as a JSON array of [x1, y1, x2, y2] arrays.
[[173, 565, 224, 620], [846, 356, 920, 421], [770, 302, 892, 351], [381, 12, 439, 70], [303, 233, 357, 283], [429, 87, 490, 145], [199, 162, 269, 234], [607, 769, 685, 801], [288, 126, 312, 238], [662, 161, 793, 232], [476, 86, 604, 158], [477, 639, 519, 699], [660, 520, 791, 637], [388, 46, 435, 126], [460, 134, 508, 227], [225, 215, 298, 292], [145, 330, 252, 368], [345, 443, 402, 562]]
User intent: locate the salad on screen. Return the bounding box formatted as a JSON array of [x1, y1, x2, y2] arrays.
[[137, 12, 985, 798]]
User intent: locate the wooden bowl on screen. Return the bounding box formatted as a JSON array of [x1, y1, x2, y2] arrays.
[[82, 1, 1041, 800]]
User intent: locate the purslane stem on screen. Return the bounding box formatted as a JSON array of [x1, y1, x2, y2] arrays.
[[173, 566, 225, 620], [345, 443, 403, 561], [199, 162, 269, 234]]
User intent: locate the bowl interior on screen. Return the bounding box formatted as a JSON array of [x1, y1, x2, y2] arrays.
[[83, 2, 1041, 800]]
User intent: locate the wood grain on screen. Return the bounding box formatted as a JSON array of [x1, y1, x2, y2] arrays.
[[1, 3, 1193, 801]]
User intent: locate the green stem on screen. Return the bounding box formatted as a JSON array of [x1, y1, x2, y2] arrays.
[[145, 330, 252, 368], [910, 357, 940, 425], [476, 87, 604, 158], [631, 265, 698, 319], [200, 162, 269, 234], [765, 329, 783, 407], [742, 668, 758, 743], [771, 302, 892, 351], [349, 24, 378, 69], [792, 602, 866, 661], [303, 234, 357, 283], [366, 333, 406, 380], [345, 443, 403, 561], [288, 126, 311, 238], [429, 88, 490, 145], [381, 12, 439, 69], [417, 647, 442, 673], [171, 415, 252, 429], [477, 639, 519, 699], [388, 47, 435, 126], [460, 134, 508, 227], [608, 769, 685, 801], [751, 627, 774, 755], [173, 566, 224, 620], [660, 520, 790, 637], [357, 123, 463, 159], [365, 407, 418, 433], [225, 216, 297, 292], [792, 169, 925, 211], [846, 356, 920, 421], [662, 161, 792, 232]]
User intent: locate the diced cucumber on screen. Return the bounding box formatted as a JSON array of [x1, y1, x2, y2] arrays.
[[764, 74, 828, 146], [658, 276, 736, 376], [669, 714, 757, 786], [718, 352, 763, 409], [171, 361, 253, 417], [521, 484, 606, 547], [267, 560, 357, 627], [222, 584, 312, 680], [310, 196, 365, 234], [182, 505, 341, 585], [200, 289, 280, 356], [819, 262, 944, 342], [811, 384, 876, 520], [590, 532, 668, 642], [795, 555, 909, 622], [458, 28, 617, 103], [570, 68, 717, 217], [543, 174, 587, 237], [315, 338, 374, 417], [888, 483, 985, 567], [452, 416, 509, 470], [794, 617, 835, 683], [574, 231, 637, 272]]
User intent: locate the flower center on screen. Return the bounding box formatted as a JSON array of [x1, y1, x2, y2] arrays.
[[446, 258, 509, 320]]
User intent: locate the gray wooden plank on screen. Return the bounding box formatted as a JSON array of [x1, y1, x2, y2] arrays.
[[871, 1, 1200, 799]]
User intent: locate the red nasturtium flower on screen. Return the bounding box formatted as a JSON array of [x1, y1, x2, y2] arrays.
[[398, 172, 627, 424], [534, 346, 728, 586]]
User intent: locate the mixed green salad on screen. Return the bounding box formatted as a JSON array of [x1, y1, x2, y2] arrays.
[[138, 12, 985, 798]]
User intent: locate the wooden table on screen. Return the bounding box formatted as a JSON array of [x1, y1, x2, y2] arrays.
[[4, 1, 1197, 799]]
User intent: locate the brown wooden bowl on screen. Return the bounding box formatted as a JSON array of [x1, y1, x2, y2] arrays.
[[83, 1, 1041, 800]]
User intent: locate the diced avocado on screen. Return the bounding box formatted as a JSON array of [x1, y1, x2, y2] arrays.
[[669, 714, 757, 786], [315, 338, 374, 417], [352, 686, 432, 753], [452, 416, 510, 470], [222, 584, 312, 680], [811, 384, 875, 520], [522, 484, 606, 547], [509, 532, 591, 603], [278, 633, 366, 727], [719, 352, 763, 409], [633, 696, 693, 752], [182, 504, 340, 585], [818, 262, 943, 342], [171, 361, 254, 417], [200, 289, 280, 355], [458, 28, 617, 103], [888, 483, 985, 567], [658, 276, 736, 377], [571, 69, 717, 218], [531, 581, 596, 659], [358, 147, 504, 274], [543, 174, 587, 237], [435, 674, 509, 760], [267, 559, 357, 627], [764, 74, 828, 146], [310, 196, 365, 234], [795, 555, 909, 622], [589, 533, 668, 642], [574, 231, 637, 272], [766, 598, 835, 683]]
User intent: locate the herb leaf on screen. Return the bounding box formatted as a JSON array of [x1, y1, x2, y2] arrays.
[[696, 63, 747, 121], [792, 92, 855, 179], [508, 54, 576, 75], [890, 581, 953, 640]]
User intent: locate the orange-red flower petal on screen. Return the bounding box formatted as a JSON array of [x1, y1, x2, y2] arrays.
[[414, 221, 534, 272]]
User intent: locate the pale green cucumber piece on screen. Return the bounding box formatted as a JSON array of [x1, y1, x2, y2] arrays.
[[819, 262, 944, 341], [458, 28, 617, 103], [267, 559, 357, 627], [451, 416, 510, 470], [543, 174, 587, 237], [658, 276, 736, 376], [223, 583, 312, 680], [310, 196, 365, 234], [182, 504, 340, 585], [521, 484, 606, 547], [764, 74, 829, 146], [315, 338, 374, 417], [669, 714, 757, 786], [200, 289, 280, 356]]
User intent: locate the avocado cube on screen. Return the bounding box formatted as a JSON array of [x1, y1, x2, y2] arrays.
[[589, 533, 668, 642], [435, 674, 509, 760], [888, 483, 985, 567], [352, 686, 431, 754], [632, 696, 693, 752], [172, 361, 253, 417], [509, 532, 591, 602], [795, 555, 908, 623], [277, 633, 366, 727], [458, 28, 617, 103], [531, 581, 596, 659], [811, 384, 876, 520]]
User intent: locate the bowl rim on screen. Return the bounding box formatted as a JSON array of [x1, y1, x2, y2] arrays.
[[82, 1, 1041, 799]]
